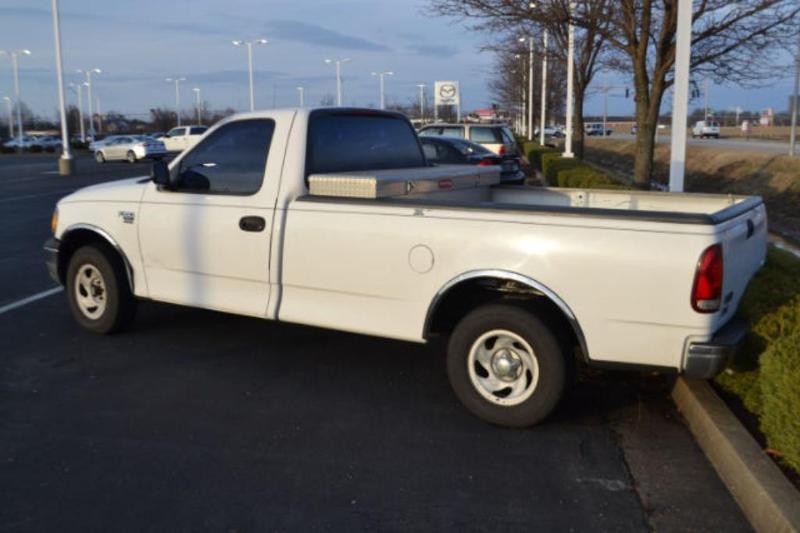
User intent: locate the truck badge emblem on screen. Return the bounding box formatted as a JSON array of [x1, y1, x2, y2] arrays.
[[118, 211, 135, 224]]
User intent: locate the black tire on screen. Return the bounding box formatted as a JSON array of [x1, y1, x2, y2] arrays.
[[95, 151, 105, 164], [126, 150, 137, 163], [447, 304, 567, 427], [65, 245, 136, 334]]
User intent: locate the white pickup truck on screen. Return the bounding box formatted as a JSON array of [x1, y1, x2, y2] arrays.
[[44, 108, 767, 427], [161, 125, 208, 152]]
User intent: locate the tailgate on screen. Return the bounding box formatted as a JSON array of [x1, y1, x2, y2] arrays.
[[718, 202, 767, 318]]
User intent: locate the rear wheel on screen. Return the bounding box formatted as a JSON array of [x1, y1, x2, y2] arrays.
[[66, 245, 136, 334], [126, 150, 137, 163], [95, 151, 105, 164], [447, 304, 567, 427]]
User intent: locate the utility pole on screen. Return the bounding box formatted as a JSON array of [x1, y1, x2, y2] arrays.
[[540, 30, 548, 145], [790, 33, 800, 157], [563, 1, 576, 158], [51, 0, 73, 174], [165, 77, 186, 126], [192, 87, 201, 124], [69, 83, 85, 143], [668, 0, 692, 192], [326, 58, 352, 107], [704, 79, 710, 121], [416, 84, 426, 122], [1, 49, 32, 146], [95, 95, 102, 134], [78, 68, 101, 140], [3, 96, 12, 139], [371, 71, 393, 110]]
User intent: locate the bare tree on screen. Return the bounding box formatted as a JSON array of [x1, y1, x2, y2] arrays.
[[429, 0, 611, 158], [576, 0, 800, 186]]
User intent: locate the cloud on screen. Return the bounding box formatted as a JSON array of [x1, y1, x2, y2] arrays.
[[264, 20, 389, 52], [405, 43, 458, 58]]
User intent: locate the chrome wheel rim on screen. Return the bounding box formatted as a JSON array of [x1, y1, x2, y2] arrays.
[[467, 329, 539, 406], [74, 264, 107, 320]]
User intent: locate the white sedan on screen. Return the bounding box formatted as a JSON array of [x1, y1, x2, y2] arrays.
[[94, 135, 167, 163]]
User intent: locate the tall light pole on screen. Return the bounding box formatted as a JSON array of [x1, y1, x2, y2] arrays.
[[51, 0, 73, 174], [69, 83, 85, 142], [416, 84, 426, 121], [371, 71, 393, 110], [515, 53, 526, 137], [165, 77, 186, 126], [540, 30, 548, 145], [789, 34, 800, 157], [3, 96, 12, 139], [668, 0, 693, 192], [232, 39, 268, 112], [1, 49, 32, 145], [325, 58, 351, 107], [192, 87, 202, 124], [296, 86, 305, 107], [563, 1, 576, 159], [77, 67, 101, 139]]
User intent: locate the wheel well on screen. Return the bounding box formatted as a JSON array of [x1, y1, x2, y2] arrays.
[[58, 229, 133, 290], [424, 276, 584, 357]]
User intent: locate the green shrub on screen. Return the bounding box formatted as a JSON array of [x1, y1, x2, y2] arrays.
[[541, 154, 582, 185], [716, 248, 800, 475], [556, 166, 632, 190], [524, 143, 558, 171]]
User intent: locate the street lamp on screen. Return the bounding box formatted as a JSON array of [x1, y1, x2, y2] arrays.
[[51, 0, 73, 174], [68, 83, 85, 143], [416, 84, 426, 121], [165, 77, 186, 126], [232, 38, 268, 112], [540, 30, 548, 145], [192, 87, 202, 124], [296, 86, 305, 107], [514, 53, 526, 136], [77, 67, 101, 139], [371, 71, 393, 110], [1, 49, 32, 146], [519, 36, 535, 141], [2, 96, 12, 139], [563, 0, 576, 159], [324, 58, 351, 107]]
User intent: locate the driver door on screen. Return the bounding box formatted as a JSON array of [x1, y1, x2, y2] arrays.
[[138, 119, 277, 317]]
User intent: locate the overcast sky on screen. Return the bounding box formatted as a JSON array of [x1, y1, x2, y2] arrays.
[[1, 0, 797, 121]]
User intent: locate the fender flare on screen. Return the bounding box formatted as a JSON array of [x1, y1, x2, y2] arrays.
[[61, 223, 135, 293], [423, 269, 588, 357]]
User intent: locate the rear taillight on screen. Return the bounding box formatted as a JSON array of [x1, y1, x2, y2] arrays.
[[498, 145, 507, 156], [478, 158, 499, 166], [691, 244, 723, 313]]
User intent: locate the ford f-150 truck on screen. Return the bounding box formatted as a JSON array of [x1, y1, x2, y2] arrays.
[[44, 108, 767, 427]]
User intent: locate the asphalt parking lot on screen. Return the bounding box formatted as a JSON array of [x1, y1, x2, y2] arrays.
[[0, 153, 750, 532]]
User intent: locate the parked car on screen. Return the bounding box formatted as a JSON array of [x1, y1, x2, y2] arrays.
[[692, 120, 720, 139], [36, 135, 63, 150], [420, 136, 525, 184], [45, 107, 767, 428], [418, 123, 519, 156], [162, 125, 208, 152], [88, 135, 123, 152], [585, 124, 612, 136], [534, 126, 565, 138], [94, 135, 167, 163], [3, 135, 41, 150]]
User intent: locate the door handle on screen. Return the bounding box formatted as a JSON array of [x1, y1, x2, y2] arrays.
[[239, 216, 266, 232]]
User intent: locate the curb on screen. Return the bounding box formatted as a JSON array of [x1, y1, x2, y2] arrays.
[[672, 377, 800, 533]]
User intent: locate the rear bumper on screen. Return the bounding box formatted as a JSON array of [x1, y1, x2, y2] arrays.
[[44, 237, 61, 285], [683, 319, 747, 379]]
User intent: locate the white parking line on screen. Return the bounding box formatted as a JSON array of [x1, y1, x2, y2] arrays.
[[0, 287, 63, 315]]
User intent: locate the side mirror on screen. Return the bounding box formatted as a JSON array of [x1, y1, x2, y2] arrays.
[[151, 158, 174, 189]]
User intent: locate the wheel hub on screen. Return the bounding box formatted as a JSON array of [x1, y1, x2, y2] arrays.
[[491, 349, 522, 382]]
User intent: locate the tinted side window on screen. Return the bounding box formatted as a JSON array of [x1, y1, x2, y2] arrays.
[[418, 127, 441, 137], [441, 127, 465, 138], [167, 128, 183, 137], [469, 127, 502, 143], [177, 119, 275, 195], [189, 126, 208, 135], [307, 111, 425, 175]]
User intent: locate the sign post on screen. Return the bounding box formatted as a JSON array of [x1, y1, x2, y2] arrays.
[[434, 81, 460, 123]]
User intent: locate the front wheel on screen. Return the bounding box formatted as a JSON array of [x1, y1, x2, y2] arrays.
[[126, 150, 137, 163], [95, 151, 105, 164], [66, 245, 136, 334], [447, 304, 567, 427]]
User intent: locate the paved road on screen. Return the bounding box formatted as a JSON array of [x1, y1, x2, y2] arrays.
[[0, 153, 750, 531], [604, 132, 792, 155]]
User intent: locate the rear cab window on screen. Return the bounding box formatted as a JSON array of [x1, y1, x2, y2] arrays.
[[469, 127, 502, 143], [306, 110, 425, 176], [189, 126, 208, 135]]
